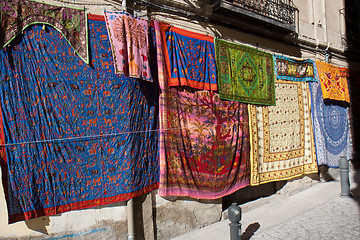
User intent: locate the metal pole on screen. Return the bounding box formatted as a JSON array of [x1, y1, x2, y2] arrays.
[[339, 156, 351, 197], [127, 198, 135, 240], [228, 203, 242, 240], [122, 0, 127, 11]]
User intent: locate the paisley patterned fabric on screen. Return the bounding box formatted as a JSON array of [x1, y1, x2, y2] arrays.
[[158, 85, 250, 199], [157, 25, 249, 199], [215, 39, 275, 105], [309, 81, 352, 167], [104, 11, 152, 81], [249, 81, 318, 185], [0, 15, 159, 223], [0, 0, 89, 63], [273, 55, 317, 82], [315, 61, 350, 103], [160, 23, 218, 91]]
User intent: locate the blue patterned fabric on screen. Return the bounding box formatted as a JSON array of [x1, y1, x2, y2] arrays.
[[274, 55, 317, 82], [0, 16, 159, 223], [161, 23, 218, 91], [309, 81, 352, 167]]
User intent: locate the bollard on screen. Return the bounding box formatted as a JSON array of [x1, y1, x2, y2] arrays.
[[339, 156, 351, 197], [228, 203, 242, 240]]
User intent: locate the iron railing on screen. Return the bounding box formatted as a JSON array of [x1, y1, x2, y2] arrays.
[[229, 0, 297, 26]]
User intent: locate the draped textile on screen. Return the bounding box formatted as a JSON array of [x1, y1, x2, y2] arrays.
[[273, 55, 317, 82], [0, 15, 159, 223], [309, 81, 352, 167], [104, 11, 152, 81], [215, 39, 275, 105], [159, 85, 250, 199], [0, 0, 89, 63], [158, 30, 249, 199], [315, 61, 350, 103], [157, 24, 250, 199], [160, 23, 218, 91], [249, 81, 318, 185]]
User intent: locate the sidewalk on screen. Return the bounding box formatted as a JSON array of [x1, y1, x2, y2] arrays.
[[172, 168, 360, 240]]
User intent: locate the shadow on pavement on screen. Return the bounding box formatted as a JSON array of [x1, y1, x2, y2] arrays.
[[241, 222, 260, 240]]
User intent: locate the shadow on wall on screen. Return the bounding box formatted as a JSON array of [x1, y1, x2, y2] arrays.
[[222, 172, 320, 211], [222, 180, 287, 211], [25, 217, 50, 234]]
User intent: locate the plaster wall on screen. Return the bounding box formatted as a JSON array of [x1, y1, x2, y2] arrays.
[[0, 0, 350, 239]]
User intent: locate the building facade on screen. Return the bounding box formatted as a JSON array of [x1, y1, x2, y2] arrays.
[[0, 0, 358, 239]]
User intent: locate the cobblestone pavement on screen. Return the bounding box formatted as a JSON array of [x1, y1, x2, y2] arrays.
[[173, 168, 360, 240], [251, 195, 360, 240]]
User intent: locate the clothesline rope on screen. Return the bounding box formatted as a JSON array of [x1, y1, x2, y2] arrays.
[[0, 111, 350, 147]]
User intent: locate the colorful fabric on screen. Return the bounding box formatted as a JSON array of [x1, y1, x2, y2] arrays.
[[0, 0, 89, 63], [0, 15, 159, 223], [153, 20, 169, 198], [157, 24, 249, 199], [215, 39, 275, 105], [104, 11, 152, 81], [249, 81, 318, 185], [315, 61, 350, 103], [160, 23, 218, 91], [274, 55, 317, 82], [309, 81, 352, 167]]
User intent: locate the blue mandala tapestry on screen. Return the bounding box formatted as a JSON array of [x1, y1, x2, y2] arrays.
[[309, 81, 352, 167], [0, 14, 159, 223]]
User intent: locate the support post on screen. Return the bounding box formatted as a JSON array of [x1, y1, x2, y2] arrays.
[[339, 156, 351, 197], [127, 198, 135, 240], [228, 203, 242, 240]]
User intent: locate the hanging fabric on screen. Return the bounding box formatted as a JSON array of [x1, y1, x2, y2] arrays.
[[249, 80, 318, 185], [0, 14, 159, 223], [309, 80, 352, 167], [156, 23, 250, 199], [215, 39, 275, 105], [160, 23, 218, 91], [273, 55, 317, 82], [315, 61, 350, 103], [103, 10, 152, 81], [0, 0, 89, 63]]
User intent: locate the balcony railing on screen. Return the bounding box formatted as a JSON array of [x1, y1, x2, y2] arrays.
[[214, 0, 298, 32], [232, 0, 296, 25]]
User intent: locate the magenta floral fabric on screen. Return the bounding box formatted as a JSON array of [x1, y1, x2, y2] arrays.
[[104, 11, 152, 81]]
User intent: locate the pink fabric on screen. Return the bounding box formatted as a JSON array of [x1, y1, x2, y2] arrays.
[[104, 11, 152, 81], [156, 22, 250, 199], [154, 20, 168, 195]]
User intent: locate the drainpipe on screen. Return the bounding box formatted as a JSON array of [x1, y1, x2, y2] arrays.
[[122, 0, 135, 239], [322, 0, 328, 44], [127, 198, 135, 240]]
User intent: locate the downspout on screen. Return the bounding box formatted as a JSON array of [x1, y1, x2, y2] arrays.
[[121, 1, 135, 237], [123, 0, 127, 11], [127, 198, 135, 240], [322, 0, 328, 44]]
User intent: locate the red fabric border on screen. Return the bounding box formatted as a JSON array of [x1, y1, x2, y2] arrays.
[[0, 102, 10, 224], [88, 14, 105, 21], [169, 25, 214, 43], [168, 78, 217, 91], [9, 182, 159, 223]]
